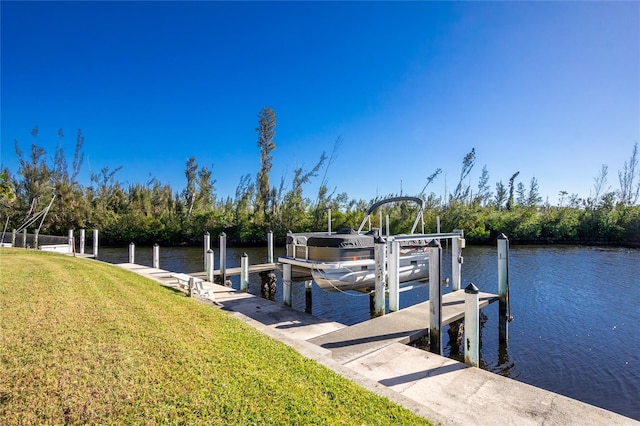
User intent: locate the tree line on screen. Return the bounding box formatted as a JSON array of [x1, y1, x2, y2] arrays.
[[1, 107, 639, 247]]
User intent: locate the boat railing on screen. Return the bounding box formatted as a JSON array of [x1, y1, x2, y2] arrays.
[[387, 231, 464, 243], [284, 230, 465, 263]]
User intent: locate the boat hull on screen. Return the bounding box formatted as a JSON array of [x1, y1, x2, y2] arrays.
[[311, 253, 429, 292]]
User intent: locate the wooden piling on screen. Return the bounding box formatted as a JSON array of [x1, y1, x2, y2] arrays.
[[206, 249, 214, 282], [68, 229, 74, 254], [304, 280, 312, 313], [129, 242, 135, 264], [282, 263, 292, 307], [219, 232, 227, 285], [464, 283, 480, 367], [240, 252, 249, 292], [267, 231, 274, 263], [498, 234, 510, 344], [372, 237, 387, 318], [204, 232, 210, 271], [93, 229, 99, 258], [79, 229, 85, 254], [451, 232, 464, 291], [153, 243, 160, 269], [388, 239, 400, 312], [428, 239, 443, 355]]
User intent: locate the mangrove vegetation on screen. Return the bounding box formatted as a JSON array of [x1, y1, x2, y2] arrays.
[[1, 108, 639, 246]]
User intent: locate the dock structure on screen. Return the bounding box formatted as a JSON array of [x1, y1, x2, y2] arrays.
[[308, 290, 498, 364], [111, 261, 637, 425], [189, 262, 277, 281]]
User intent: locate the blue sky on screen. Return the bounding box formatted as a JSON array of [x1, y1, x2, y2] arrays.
[[2, 1, 638, 205]]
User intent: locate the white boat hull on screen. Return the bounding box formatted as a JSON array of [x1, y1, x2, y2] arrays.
[[311, 253, 429, 292]]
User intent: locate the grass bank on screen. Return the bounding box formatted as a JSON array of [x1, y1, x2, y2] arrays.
[[0, 249, 432, 425]]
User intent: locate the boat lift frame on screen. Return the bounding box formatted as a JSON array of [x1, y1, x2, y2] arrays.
[[278, 230, 466, 314]]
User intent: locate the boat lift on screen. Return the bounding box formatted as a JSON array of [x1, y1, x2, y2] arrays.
[[278, 229, 466, 313]]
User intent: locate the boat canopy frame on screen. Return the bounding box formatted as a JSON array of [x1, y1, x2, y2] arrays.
[[356, 196, 425, 235]]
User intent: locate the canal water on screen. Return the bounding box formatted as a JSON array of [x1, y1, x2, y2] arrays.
[[98, 244, 640, 420]]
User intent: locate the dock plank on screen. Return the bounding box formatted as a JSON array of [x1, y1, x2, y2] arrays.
[[308, 290, 498, 364]]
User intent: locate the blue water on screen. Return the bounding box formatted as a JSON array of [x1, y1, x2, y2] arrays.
[[98, 244, 640, 421]]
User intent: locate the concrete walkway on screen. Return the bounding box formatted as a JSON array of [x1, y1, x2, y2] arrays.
[[115, 263, 639, 425]]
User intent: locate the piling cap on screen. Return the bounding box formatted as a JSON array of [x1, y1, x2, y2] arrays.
[[427, 239, 441, 248], [465, 283, 479, 294], [220, 232, 226, 237], [205, 231, 210, 236], [497, 233, 508, 240], [207, 249, 213, 253], [242, 252, 248, 257], [374, 236, 386, 244]]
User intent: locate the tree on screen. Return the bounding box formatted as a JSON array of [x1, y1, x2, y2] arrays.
[[281, 152, 327, 231], [49, 129, 87, 233], [0, 168, 16, 212], [256, 107, 276, 227], [182, 156, 198, 217], [474, 165, 491, 206], [451, 148, 475, 203], [526, 177, 542, 207], [195, 164, 216, 213], [618, 142, 639, 205], [13, 126, 53, 222], [494, 181, 507, 210], [419, 169, 442, 198], [506, 172, 520, 211], [516, 182, 526, 206], [590, 164, 610, 209], [558, 190, 568, 208]]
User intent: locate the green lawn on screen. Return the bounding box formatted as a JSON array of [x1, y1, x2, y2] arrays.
[[0, 249, 432, 425]]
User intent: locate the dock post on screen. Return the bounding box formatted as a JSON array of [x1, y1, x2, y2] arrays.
[[79, 229, 85, 254], [219, 232, 227, 285], [12, 229, 16, 247], [451, 231, 464, 291], [34, 230, 39, 249], [206, 249, 214, 282], [286, 231, 294, 257], [267, 231, 274, 263], [327, 208, 332, 234], [129, 242, 135, 264], [498, 234, 510, 344], [464, 283, 480, 367], [93, 229, 99, 258], [428, 239, 443, 355], [388, 239, 400, 312], [373, 237, 386, 318], [188, 276, 194, 297], [68, 229, 74, 254], [304, 280, 312, 313], [153, 243, 160, 269], [22, 229, 27, 248], [204, 232, 210, 271], [240, 252, 249, 292], [386, 214, 390, 237], [282, 263, 292, 307]]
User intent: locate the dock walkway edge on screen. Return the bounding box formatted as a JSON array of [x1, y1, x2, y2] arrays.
[[114, 262, 638, 426]]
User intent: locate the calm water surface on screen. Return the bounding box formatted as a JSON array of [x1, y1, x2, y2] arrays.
[[98, 244, 640, 420]]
